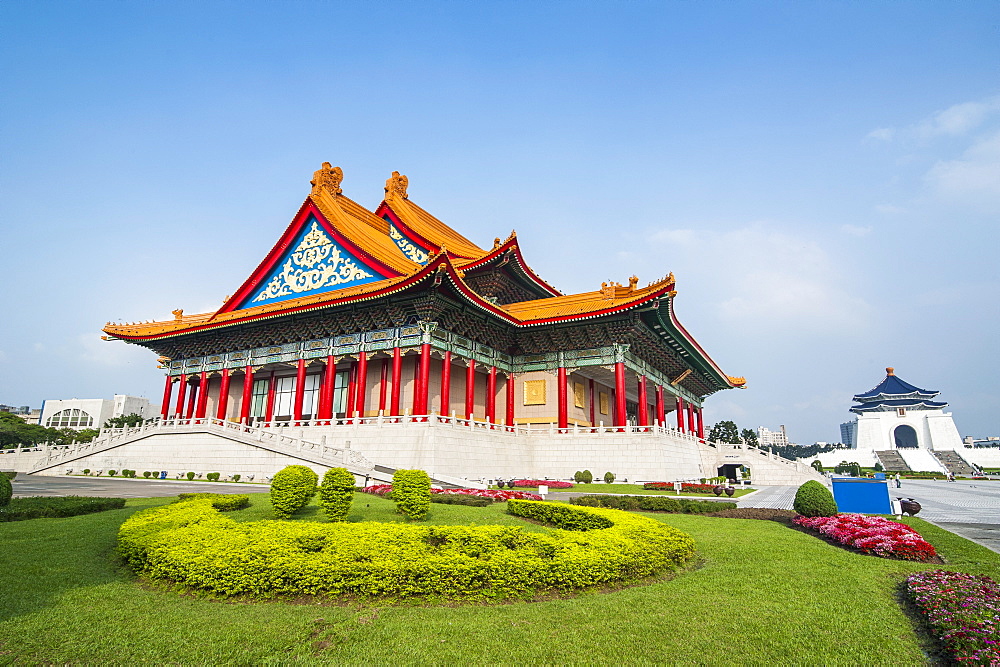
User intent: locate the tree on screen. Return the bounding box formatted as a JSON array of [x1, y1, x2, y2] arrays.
[[810, 460, 824, 473], [740, 428, 759, 447], [708, 420, 741, 444], [104, 413, 145, 428]]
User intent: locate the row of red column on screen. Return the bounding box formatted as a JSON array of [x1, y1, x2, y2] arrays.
[[160, 348, 517, 425]]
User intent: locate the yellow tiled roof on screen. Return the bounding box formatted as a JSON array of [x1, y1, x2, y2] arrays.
[[501, 275, 675, 322], [385, 195, 487, 260]]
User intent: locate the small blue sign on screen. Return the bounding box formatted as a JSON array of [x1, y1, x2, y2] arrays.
[[873, 472, 886, 480], [831, 478, 892, 514]]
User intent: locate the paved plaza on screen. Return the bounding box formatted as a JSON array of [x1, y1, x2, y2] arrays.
[[10, 475, 267, 499]]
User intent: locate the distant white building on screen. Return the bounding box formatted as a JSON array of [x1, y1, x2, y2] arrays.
[[39, 395, 158, 431], [757, 425, 789, 447]]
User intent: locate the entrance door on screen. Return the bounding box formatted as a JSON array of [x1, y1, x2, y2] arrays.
[[893, 424, 918, 448]]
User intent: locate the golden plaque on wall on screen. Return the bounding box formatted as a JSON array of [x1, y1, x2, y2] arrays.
[[523, 379, 547, 405], [573, 381, 585, 409], [599, 391, 609, 415]]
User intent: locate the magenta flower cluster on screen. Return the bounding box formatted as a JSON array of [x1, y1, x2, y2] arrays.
[[511, 479, 574, 489], [793, 514, 938, 561], [361, 484, 542, 501], [905, 570, 1000, 664]]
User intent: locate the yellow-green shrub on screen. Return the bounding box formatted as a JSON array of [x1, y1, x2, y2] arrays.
[[269, 465, 318, 519], [174, 493, 250, 511], [319, 468, 354, 521], [116, 500, 695, 601], [391, 469, 431, 520]]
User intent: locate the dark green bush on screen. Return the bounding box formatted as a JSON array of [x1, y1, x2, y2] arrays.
[[118, 500, 695, 600], [0, 496, 125, 522], [108, 470, 118, 477], [206, 472, 220, 482], [82, 469, 90, 475], [793, 480, 838, 517], [143, 471, 152, 479], [270, 465, 319, 519], [232, 474, 241, 482], [3, 471, 17, 481], [581, 469, 593, 484], [604, 471, 615, 484], [0, 473, 11, 508], [186, 472, 196, 481], [174, 493, 250, 511], [392, 469, 431, 520], [319, 467, 355, 521], [430, 494, 491, 507], [569, 495, 735, 514], [573, 470, 584, 483]]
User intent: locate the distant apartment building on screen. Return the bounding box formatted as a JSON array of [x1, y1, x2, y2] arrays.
[[757, 425, 789, 447], [840, 420, 857, 448], [38, 395, 158, 431]]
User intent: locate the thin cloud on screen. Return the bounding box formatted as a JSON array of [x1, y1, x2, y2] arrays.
[[840, 224, 873, 236], [867, 95, 1000, 142], [924, 129, 1000, 211]]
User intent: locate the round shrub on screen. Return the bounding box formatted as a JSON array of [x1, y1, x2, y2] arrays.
[[604, 471, 615, 484], [580, 469, 593, 484], [143, 471, 152, 479], [0, 473, 12, 508], [793, 480, 838, 517], [117, 500, 695, 601], [186, 472, 196, 481], [320, 467, 355, 522], [270, 465, 319, 519], [391, 469, 431, 520]]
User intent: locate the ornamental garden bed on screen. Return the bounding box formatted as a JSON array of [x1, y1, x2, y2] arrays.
[[0, 495, 126, 522], [905, 569, 1000, 664], [117, 496, 695, 602], [793, 514, 941, 563]]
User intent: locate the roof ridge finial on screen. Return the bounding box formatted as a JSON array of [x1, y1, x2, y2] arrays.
[[311, 162, 343, 196], [385, 170, 408, 200], [886, 366, 895, 376]]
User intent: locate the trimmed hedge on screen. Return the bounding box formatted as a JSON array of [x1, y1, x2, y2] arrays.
[[270, 465, 319, 519], [570, 495, 736, 514], [319, 468, 355, 521], [430, 494, 491, 507], [793, 480, 838, 517], [2, 471, 17, 481], [117, 499, 695, 600], [1, 496, 125, 522], [174, 493, 250, 511], [392, 469, 431, 520], [0, 473, 11, 508]]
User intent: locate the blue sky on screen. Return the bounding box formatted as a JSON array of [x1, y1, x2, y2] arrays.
[[1, 1, 998, 443]]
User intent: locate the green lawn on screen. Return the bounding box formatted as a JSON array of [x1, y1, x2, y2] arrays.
[[2, 492, 998, 664]]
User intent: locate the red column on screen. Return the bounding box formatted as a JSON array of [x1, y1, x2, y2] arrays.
[[185, 380, 199, 419], [197, 371, 210, 419], [637, 375, 649, 427], [355, 352, 368, 419], [440, 351, 452, 417], [416, 343, 431, 418], [687, 402, 695, 435], [676, 397, 685, 431], [215, 368, 231, 421], [588, 379, 595, 426], [389, 348, 402, 416], [697, 408, 706, 439], [378, 359, 389, 414], [346, 362, 357, 420], [614, 362, 627, 428], [292, 358, 307, 423], [265, 372, 276, 423], [160, 375, 173, 420], [655, 385, 665, 426], [557, 366, 568, 429], [505, 371, 515, 427], [486, 365, 497, 424], [319, 356, 336, 421], [465, 359, 476, 419], [240, 365, 254, 424], [174, 376, 187, 417]]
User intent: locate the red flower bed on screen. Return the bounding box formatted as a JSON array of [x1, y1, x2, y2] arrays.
[[905, 570, 1000, 665], [642, 482, 718, 494], [511, 479, 573, 489], [361, 484, 541, 501], [793, 514, 937, 561]]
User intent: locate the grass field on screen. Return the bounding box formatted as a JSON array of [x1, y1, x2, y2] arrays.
[[2, 492, 998, 664]]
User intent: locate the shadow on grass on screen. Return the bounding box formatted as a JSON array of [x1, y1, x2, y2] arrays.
[[0, 497, 172, 623]]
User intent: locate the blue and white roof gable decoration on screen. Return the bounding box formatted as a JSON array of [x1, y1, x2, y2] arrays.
[[243, 217, 386, 308], [850, 367, 948, 414], [384, 217, 430, 265]]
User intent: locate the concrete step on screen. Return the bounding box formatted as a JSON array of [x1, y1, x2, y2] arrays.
[[875, 450, 911, 472]]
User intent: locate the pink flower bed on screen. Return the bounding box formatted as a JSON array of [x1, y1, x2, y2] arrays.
[[906, 570, 1000, 664], [361, 484, 541, 501], [511, 479, 573, 489], [793, 513, 937, 562]]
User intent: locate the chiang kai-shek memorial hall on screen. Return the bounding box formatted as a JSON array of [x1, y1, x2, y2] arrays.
[[30, 164, 822, 485]]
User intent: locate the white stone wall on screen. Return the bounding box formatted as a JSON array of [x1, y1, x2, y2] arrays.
[[854, 409, 962, 452]]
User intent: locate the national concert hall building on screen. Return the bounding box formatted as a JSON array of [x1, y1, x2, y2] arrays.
[[30, 164, 820, 485]]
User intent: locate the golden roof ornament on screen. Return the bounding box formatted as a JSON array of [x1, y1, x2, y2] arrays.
[[311, 162, 343, 196], [172, 309, 184, 321], [886, 367, 895, 376], [384, 171, 409, 200]]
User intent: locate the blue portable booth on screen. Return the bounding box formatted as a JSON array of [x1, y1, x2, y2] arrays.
[[831, 477, 892, 514]]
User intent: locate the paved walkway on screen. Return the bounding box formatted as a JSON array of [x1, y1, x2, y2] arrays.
[[10, 475, 267, 498]]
